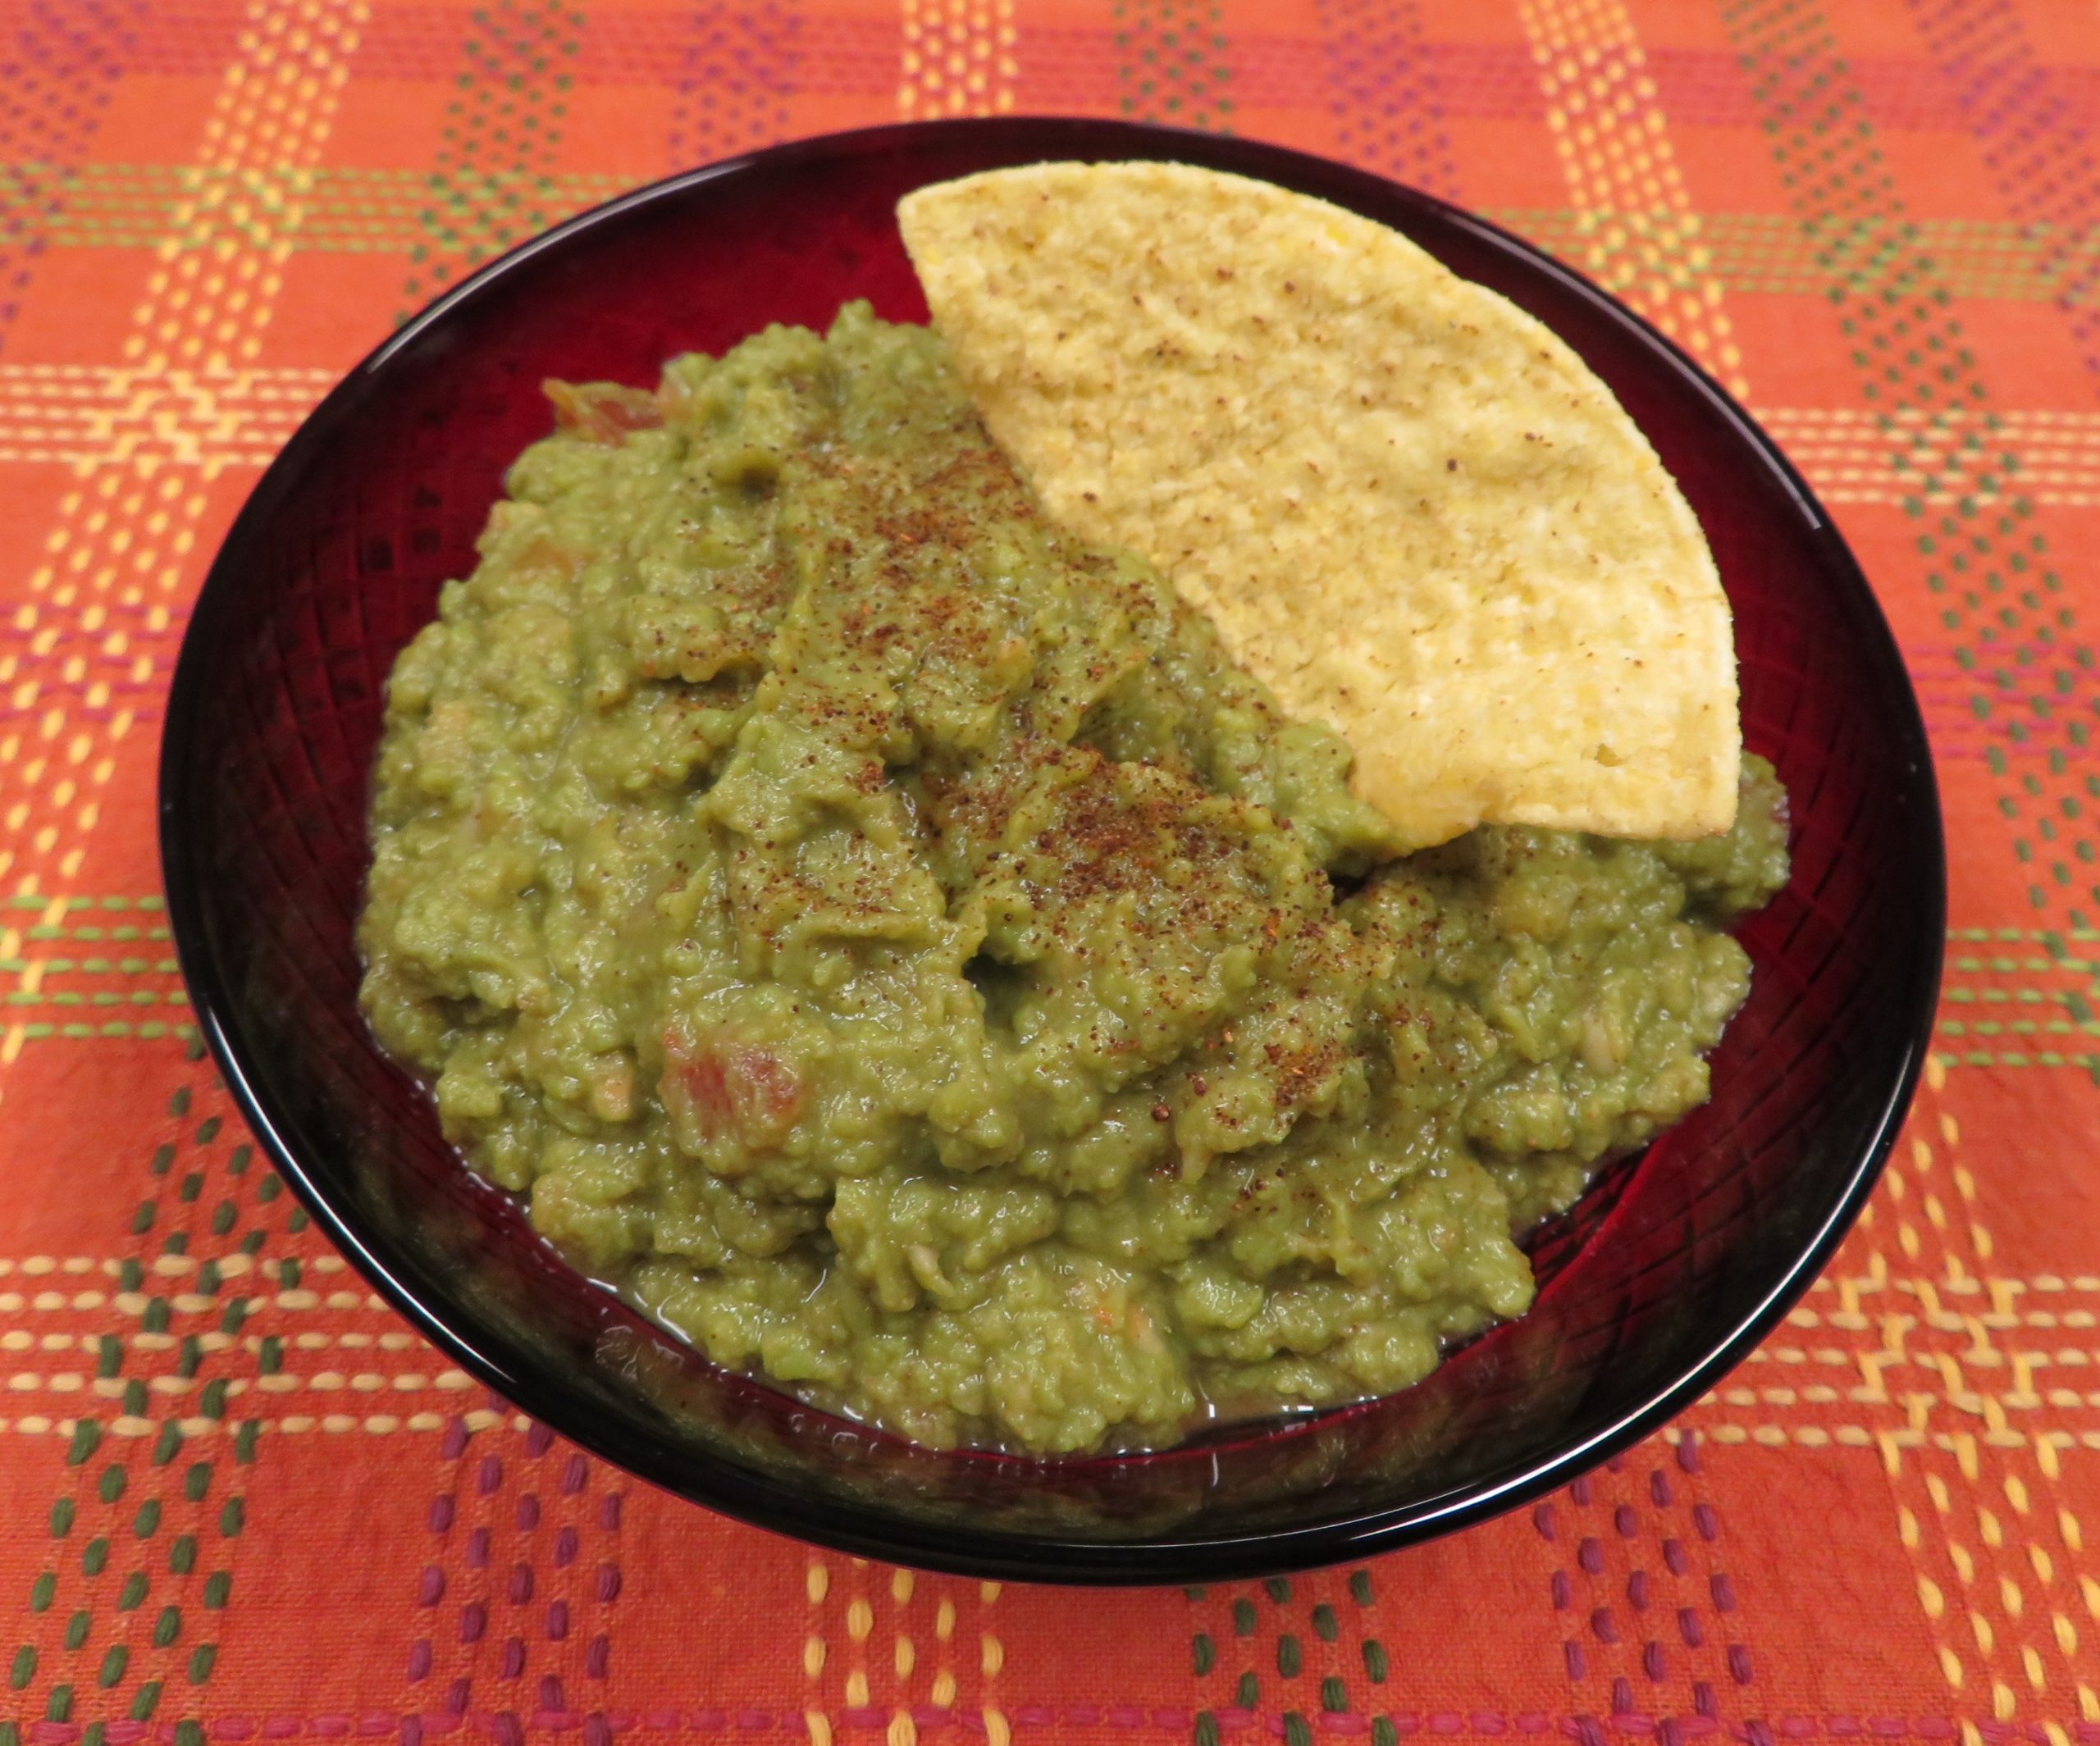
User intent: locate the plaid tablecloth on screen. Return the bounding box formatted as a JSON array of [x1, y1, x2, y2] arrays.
[[1, 1, 2097, 1743]]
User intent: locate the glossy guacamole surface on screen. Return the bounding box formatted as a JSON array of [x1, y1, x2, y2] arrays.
[[358, 303, 1789, 1453]]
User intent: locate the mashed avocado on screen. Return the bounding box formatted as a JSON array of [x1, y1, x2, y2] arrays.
[[358, 303, 1789, 1454]]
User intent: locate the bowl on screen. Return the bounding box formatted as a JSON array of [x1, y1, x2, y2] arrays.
[[158, 117, 1944, 1584]]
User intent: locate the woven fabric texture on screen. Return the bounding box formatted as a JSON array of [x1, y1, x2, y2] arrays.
[[0, 3, 2095, 1744]]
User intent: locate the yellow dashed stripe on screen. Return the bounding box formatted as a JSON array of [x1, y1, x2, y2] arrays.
[[899, 0, 1016, 119], [1515, 0, 1746, 395]]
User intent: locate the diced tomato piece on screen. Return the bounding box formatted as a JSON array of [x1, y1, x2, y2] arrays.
[[731, 1047, 802, 1137], [661, 1026, 805, 1150], [544, 380, 664, 446], [673, 1042, 731, 1133], [514, 532, 582, 577]]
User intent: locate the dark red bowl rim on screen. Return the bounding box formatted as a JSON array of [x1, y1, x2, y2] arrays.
[[158, 116, 1945, 1584]]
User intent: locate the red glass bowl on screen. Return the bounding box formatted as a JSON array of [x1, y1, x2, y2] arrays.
[[158, 119, 1942, 1584]]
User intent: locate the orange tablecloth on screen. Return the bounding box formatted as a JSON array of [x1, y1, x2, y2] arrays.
[[2, 1, 2097, 1742]]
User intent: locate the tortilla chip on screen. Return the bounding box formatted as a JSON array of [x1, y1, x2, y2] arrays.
[[897, 161, 1739, 846]]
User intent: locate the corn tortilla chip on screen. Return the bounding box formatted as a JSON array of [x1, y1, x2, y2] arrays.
[[897, 161, 1739, 846]]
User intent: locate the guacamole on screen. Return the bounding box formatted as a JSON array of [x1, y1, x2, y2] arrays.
[[358, 304, 1789, 1455]]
